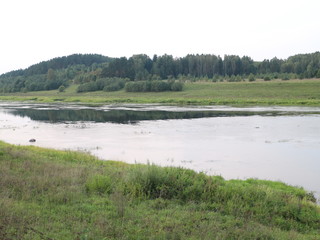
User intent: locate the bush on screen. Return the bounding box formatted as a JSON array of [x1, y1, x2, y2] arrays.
[[125, 80, 184, 92], [77, 81, 98, 92], [125, 164, 220, 201], [85, 175, 113, 194], [77, 77, 126, 93], [229, 75, 236, 82], [212, 75, 220, 82], [58, 85, 65, 92], [170, 82, 184, 91], [248, 74, 255, 82], [103, 78, 126, 92], [235, 75, 243, 82], [125, 81, 145, 92], [150, 81, 169, 92]]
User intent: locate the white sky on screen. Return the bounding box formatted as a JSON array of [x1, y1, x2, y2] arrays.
[[0, 0, 319, 74]]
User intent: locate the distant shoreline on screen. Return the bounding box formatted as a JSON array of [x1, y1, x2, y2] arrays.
[[1, 79, 320, 106]]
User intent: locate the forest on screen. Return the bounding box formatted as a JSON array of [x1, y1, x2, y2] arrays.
[[0, 52, 320, 93]]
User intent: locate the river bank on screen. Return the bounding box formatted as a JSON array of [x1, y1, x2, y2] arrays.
[[0, 141, 319, 239], [1, 79, 320, 106], [1, 102, 320, 199]]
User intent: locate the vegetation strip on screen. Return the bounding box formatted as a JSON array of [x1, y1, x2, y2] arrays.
[[0, 141, 319, 239], [1, 80, 320, 106]]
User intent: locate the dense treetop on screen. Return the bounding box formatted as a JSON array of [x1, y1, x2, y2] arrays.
[[1, 54, 112, 78], [0, 52, 319, 93]]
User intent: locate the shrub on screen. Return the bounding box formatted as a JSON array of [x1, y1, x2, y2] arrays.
[[77, 78, 126, 93], [125, 81, 145, 92], [85, 175, 113, 194], [58, 85, 65, 92], [281, 74, 290, 80], [150, 198, 169, 210], [103, 78, 126, 92], [229, 75, 236, 82], [125, 81, 184, 92], [212, 75, 220, 82], [150, 81, 169, 92], [248, 74, 255, 82], [263, 76, 271, 81], [124, 164, 220, 201], [77, 81, 98, 92], [170, 82, 184, 91], [235, 75, 242, 82]]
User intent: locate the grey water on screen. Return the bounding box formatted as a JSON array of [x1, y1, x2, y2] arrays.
[[1, 102, 320, 200]]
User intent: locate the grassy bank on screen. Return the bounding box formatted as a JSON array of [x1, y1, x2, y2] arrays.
[[0, 141, 319, 239], [1, 79, 320, 106]]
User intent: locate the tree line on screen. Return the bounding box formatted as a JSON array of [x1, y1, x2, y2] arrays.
[[100, 52, 320, 80], [0, 52, 319, 93]]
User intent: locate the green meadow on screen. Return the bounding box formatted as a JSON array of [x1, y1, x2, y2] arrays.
[[0, 141, 319, 239], [1, 79, 320, 106]]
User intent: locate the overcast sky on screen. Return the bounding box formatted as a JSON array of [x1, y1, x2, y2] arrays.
[[0, 0, 319, 74]]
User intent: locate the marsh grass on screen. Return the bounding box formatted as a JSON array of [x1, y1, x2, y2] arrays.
[[0, 141, 319, 239]]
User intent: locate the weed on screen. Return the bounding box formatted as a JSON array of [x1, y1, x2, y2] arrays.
[[85, 175, 113, 195], [110, 191, 127, 218]]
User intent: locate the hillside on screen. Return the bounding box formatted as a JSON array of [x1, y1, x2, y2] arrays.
[[0, 54, 113, 92], [0, 52, 320, 94]]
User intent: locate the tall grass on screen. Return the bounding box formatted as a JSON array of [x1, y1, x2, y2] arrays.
[[0, 141, 319, 239]]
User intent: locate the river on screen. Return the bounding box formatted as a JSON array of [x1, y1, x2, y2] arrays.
[[0, 102, 319, 199]]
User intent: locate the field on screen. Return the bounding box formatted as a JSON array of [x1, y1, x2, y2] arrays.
[[0, 141, 319, 239], [1, 79, 320, 105]]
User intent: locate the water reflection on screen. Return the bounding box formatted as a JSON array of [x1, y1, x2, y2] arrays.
[[6, 107, 319, 124]]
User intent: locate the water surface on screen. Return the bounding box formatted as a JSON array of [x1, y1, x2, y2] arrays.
[[1, 102, 319, 199]]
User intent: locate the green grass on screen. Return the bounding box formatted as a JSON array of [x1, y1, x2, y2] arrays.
[[1, 79, 320, 105], [0, 141, 319, 239]]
